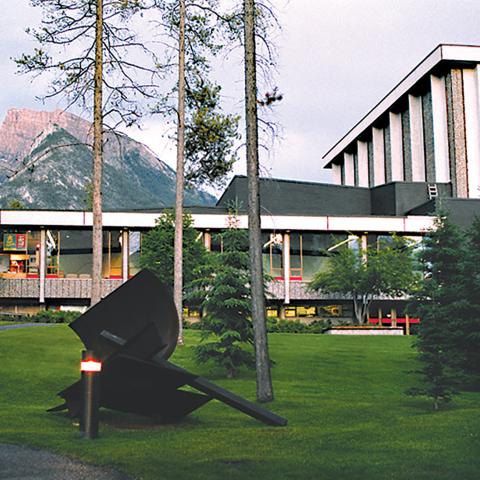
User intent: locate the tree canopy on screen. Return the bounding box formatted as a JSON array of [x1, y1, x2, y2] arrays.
[[309, 235, 418, 324]]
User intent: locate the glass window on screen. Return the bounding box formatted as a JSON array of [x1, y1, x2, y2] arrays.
[[262, 232, 283, 278], [318, 305, 342, 317], [297, 306, 317, 317], [103, 230, 122, 278], [302, 233, 348, 281], [57, 230, 92, 277], [285, 307, 296, 318], [211, 232, 223, 253], [0, 229, 41, 277], [290, 234, 302, 278], [128, 231, 142, 276], [266, 306, 279, 318]]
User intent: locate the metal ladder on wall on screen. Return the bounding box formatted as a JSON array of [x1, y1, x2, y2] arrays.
[[427, 183, 438, 200]]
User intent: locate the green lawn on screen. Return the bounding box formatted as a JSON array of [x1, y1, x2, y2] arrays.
[[0, 326, 479, 480]]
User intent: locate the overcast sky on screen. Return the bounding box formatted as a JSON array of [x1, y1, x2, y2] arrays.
[[2, 0, 480, 190]]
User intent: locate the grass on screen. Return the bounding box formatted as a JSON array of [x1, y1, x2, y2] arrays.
[[0, 326, 479, 480]]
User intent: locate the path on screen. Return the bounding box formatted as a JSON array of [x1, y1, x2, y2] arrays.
[[0, 444, 132, 480], [0, 323, 57, 331]]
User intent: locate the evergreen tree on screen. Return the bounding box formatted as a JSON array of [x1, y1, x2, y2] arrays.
[[407, 214, 466, 409], [457, 217, 480, 388], [139, 210, 208, 289], [193, 218, 255, 378]]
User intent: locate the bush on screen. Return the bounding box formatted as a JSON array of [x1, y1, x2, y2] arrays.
[[29, 310, 81, 324], [267, 318, 331, 334]]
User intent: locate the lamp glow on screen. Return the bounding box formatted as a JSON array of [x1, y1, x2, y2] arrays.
[[81, 360, 102, 372]]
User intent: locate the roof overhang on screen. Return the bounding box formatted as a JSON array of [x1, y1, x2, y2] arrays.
[[0, 209, 434, 234], [322, 44, 480, 168]]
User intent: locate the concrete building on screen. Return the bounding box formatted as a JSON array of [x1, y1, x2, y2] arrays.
[[2, 44, 479, 327], [323, 44, 480, 201]]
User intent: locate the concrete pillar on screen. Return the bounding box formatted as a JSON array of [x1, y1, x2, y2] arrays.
[[463, 68, 480, 198], [332, 163, 342, 185], [446, 69, 469, 197], [283, 232, 290, 305], [357, 140, 369, 187], [391, 307, 397, 327], [204, 231, 212, 251], [121, 230, 129, 283], [372, 127, 386, 186], [409, 94, 426, 181], [360, 234, 368, 262], [39, 229, 46, 304], [389, 112, 404, 181], [405, 314, 410, 336], [344, 153, 355, 186], [431, 74, 450, 183]]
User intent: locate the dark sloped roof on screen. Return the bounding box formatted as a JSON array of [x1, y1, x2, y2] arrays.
[[217, 176, 372, 216]]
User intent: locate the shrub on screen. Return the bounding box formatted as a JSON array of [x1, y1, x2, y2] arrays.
[[29, 310, 81, 324]]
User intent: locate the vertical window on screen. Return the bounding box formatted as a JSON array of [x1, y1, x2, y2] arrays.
[[57, 230, 92, 278], [128, 231, 142, 276], [103, 230, 122, 278], [262, 232, 283, 277], [290, 233, 302, 278]]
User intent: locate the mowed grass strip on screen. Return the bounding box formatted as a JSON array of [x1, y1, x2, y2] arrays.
[[0, 326, 479, 480]]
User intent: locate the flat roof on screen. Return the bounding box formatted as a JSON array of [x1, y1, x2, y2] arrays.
[[322, 44, 480, 167]]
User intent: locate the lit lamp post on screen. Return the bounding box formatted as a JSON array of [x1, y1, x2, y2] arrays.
[[80, 350, 101, 439]]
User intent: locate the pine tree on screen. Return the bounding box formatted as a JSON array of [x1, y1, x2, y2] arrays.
[[407, 214, 466, 409], [193, 218, 255, 378], [456, 217, 480, 388]]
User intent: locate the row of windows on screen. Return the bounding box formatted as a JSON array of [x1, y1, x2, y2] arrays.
[[183, 305, 343, 319], [0, 228, 422, 281], [0, 229, 142, 279]]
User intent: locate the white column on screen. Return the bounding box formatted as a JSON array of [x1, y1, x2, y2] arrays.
[[121, 230, 129, 283], [283, 232, 290, 305], [408, 94, 426, 181], [463, 68, 480, 198], [372, 127, 385, 186], [431, 74, 450, 183], [203, 231, 212, 250], [39, 229, 46, 304], [344, 153, 355, 186], [331, 163, 342, 184], [357, 140, 369, 187], [389, 112, 404, 181]]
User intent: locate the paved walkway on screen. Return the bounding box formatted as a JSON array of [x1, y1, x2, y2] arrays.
[[0, 444, 132, 480], [0, 323, 57, 331]]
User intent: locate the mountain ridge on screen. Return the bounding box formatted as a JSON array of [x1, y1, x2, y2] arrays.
[[0, 108, 216, 209]]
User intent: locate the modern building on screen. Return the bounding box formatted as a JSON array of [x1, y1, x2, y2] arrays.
[[323, 44, 480, 217], [1, 44, 479, 327]]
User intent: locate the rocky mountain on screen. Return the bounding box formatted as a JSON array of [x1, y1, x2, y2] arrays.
[[0, 108, 216, 209]]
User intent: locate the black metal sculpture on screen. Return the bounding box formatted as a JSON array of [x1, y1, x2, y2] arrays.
[[50, 269, 287, 427]]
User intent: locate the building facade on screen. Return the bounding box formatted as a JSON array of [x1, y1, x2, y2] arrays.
[[2, 44, 479, 327]]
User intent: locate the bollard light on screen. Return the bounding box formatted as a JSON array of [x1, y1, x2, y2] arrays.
[[81, 360, 102, 372], [80, 350, 101, 439]]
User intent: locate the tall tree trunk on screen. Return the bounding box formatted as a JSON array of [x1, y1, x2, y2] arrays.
[[174, 0, 186, 344], [244, 0, 274, 403], [91, 0, 104, 306]]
